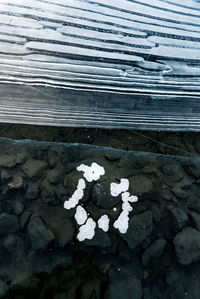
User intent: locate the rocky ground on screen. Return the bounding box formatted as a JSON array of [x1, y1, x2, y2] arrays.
[[0, 136, 199, 298]]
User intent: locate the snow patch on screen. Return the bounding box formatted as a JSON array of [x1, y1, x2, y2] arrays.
[[98, 215, 110, 232], [75, 205, 88, 225], [114, 191, 138, 234], [77, 218, 96, 242], [63, 178, 85, 210], [77, 162, 105, 182], [110, 178, 129, 197]]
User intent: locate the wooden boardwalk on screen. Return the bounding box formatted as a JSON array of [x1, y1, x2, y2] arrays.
[[0, 0, 200, 130]]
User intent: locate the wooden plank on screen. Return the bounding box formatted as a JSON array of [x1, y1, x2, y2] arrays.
[[0, 0, 200, 131]]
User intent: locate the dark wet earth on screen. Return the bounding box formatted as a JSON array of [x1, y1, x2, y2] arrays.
[[0, 124, 200, 299]]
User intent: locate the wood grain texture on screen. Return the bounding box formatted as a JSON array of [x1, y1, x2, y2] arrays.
[[0, 0, 200, 130]]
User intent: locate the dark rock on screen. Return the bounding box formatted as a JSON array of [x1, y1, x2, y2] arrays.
[[40, 206, 74, 247], [109, 275, 143, 299], [26, 181, 40, 200], [167, 277, 200, 299], [0, 213, 19, 235], [194, 135, 200, 153], [162, 164, 183, 182], [184, 163, 200, 179], [0, 152, 26, 168], [28, 217, 55, 250], [40, 179, 56, 199], [63, 171, 83, 194], [129, 176, 153, 196], [80, 278, 101, 299], [189, 211, 200, 231], [46, 164, 65, 184], [22, 159, 47, 179], [167, 206, 188, 231], [123, 211, 153, 250], [55, 184, 67, 201], [12, 275, 40, 294], [0, 279, 8, 297], [171, 186, 188, 199], [142, 238, 166, 267], [165, 267, 180, 286], [0, 169, 11, 182], [14, 202, 24, 216], [20, 211, 31, 229], [87, 202, 120, 223], [104, 150, 121, 161], [143, 164, 160, 176], [173, 226, 200, 265], [84, 228, 111, 248], [151, 206, 162, 223], [4, 234, 16, 252], [93, 181, 121, 209]]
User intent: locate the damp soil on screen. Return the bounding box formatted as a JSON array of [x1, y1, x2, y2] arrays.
[[0, 125, 199, 299], [0, 123, 200, 157]]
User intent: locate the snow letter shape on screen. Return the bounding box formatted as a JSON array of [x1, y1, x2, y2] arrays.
[[98, 215, 110, 232], [77, 162, 105, 182], [64, 178, 86, 210], [75, 205, 88, 225], [110, 178, 129, 197], [77, 218, 96, 241], [114, 191, 138, 234]]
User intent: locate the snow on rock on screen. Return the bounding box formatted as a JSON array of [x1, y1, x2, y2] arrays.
[[114, 190, 138, 234], [75, 205, 88, 225], [77, 218, 96, 242], [98, 214, 110, 232], [77, 162, 105, 182], [110, 178, 129, 197], [63, 178, 85, 210]]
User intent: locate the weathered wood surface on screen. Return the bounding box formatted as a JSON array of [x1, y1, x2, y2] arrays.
[[0, 0, 200, 130]]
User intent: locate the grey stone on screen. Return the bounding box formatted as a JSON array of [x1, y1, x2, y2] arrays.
[[4, 234, 16, 252], [0, 213, 19, 235], [22, 159, 47, 179], [165, 268, 180, 286], [129, 176, 153, 196], [173, 226, 200, 265], [84, 228, 111, 248], [189, 211, 200, 231], [20, 211, 31, 229], [142, 238, 166, 267], [0, 152, 26, 168], [162, 164, 183, 182], [104, 150, 121, 161], [184, 163, 200, 179], [14, 202, 24, 215], [28, 217, 55, 250], [12, 275, 40, 293], [0, 169, 11, 182], [0, 280, 8, 297], [194, 136, 200, 153], [26, 182, 40, 200], [123, 211, 153, 250], [46, 164, 65, 184], [93, 181, 121, 209], [151, 206, 162, 223], [40, 206, 74, 247], [171, 186, 188, 199], [55, 183, 67, 201], [167, 277, 200, 299], [40, 179, 56, 198], [168, 206, 188, 231], [109, 275, 143, 299]]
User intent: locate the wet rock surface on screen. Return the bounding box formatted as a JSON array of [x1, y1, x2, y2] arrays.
[[0, 137, 199, 298]]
